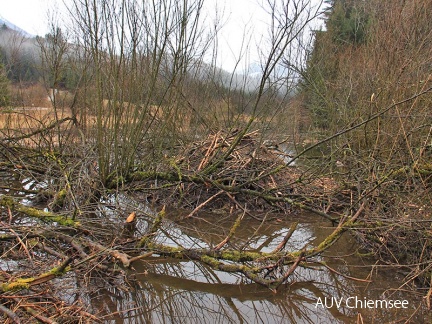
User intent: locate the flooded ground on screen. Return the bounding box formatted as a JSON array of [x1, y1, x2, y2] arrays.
[[84, 208, 430, 323], [1, 169, 431, 323]]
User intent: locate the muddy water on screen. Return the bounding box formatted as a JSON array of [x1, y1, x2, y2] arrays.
[[1, 173, 430, 323], [90, 211, 430, 323]]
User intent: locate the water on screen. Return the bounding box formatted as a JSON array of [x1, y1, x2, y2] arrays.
[[89, 212, 430, 323], [1, 175, 430, 323]]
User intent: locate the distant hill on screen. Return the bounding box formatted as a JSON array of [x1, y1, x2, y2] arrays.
[[0, 16, 33, 37]]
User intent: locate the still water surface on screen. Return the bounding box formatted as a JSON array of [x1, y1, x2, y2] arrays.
[[1, 173, 429, 323], [89, 211, 430, 323]]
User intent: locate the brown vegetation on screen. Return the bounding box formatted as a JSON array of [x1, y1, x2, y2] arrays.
[[301, 0, 432, 293], [1, 0, 432, 322]]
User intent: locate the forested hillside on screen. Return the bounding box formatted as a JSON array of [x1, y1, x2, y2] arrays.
[[301, 0, 432, 284]]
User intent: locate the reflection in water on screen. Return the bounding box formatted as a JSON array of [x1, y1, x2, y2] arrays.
[[84, 212, 429, 323], [2, 175, 430, 322], [1, 178, 429, 323]]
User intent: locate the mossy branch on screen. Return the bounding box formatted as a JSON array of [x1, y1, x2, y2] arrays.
[[1, 257, 73, 292], [138, 206, 166, 247], [303, 203, 365, 258], [0, 196, 80, 227], [214, 211, 245, 250]]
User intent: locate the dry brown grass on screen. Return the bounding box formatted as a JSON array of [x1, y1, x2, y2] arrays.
[[1, 83, 73, 136], [8, 83, 52, 108], [0, 107, 72, 131]]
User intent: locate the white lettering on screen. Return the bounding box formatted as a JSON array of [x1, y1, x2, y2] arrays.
[[346, 297, 355, 308], [322, 296, 410, 309], [334, 297, 343, 308], [375, 300, 388, 308], [315, 297, 344, 308], [323, 297, 334, 308]]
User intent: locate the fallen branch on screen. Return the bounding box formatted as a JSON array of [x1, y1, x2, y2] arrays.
[[184, 190, 224, 219], [273, 251, 305, 292], [1, 221, 32, 261], [0, 303, 21, 324], [271, 222, 298, 254], [320, 262, 372, 283], [239, 188, 339, 223], [3, 116, 75, 142], [14, 300, 56, 324], [138, 206, 166, 247], [1, 257, 73, 292], [214, 210, 245, 250], [304, 203, 365, 257], [85, 240, 133, 268], [0, 196, 80, 227], [128, 251, 155, 265]]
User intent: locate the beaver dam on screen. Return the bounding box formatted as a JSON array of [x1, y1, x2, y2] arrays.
[[3, 0, 432, 320], [1, 121, 432, 323]]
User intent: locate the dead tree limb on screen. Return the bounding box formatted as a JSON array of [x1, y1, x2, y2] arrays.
[[85, 240, 132, 268], [2, 116, 75, 142], [0, 304, 21, 324], [1, 257, 73, 292], [271, 222, 298, 254], [214, 211, 245, 250], [12, 299, 57, 324], [184, 190, 224, 219], [0, 196, 80, 227], [138, 206, 166, 247], [273, 251, 305, 292]]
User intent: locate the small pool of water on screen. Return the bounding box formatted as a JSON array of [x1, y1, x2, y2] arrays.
[[89, 211, 431, 323], [1, 176, 430, 323]]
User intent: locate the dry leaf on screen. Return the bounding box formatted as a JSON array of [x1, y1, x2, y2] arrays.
[[126, 211, 136, 223]]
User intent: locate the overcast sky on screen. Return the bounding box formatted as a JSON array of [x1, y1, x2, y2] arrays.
[[1, 0, 57, 35], [0, 0, 323, 72]]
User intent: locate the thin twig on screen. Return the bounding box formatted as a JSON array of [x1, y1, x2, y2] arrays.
[[320, 262, 372, 283], [214, 211, 245, 251], [184, 190, 224, 219]]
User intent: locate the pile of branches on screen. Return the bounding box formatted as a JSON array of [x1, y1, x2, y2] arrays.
[[0, 208, 101, 322], [8, 127, 431, 320], [125, 129, 341, 221], [0, 192, 361, 323], [0, 129, 366, 322]]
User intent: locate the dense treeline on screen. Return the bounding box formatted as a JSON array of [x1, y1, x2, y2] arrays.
[[301, 0, 432, 284], [0, 26, 39, 84], [303, 0, 432, 147]]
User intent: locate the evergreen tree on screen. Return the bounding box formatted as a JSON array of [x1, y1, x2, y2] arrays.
[[325, 0, 370, 45], [0, 61, 10, 107], [299, 0, 372, 129]]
